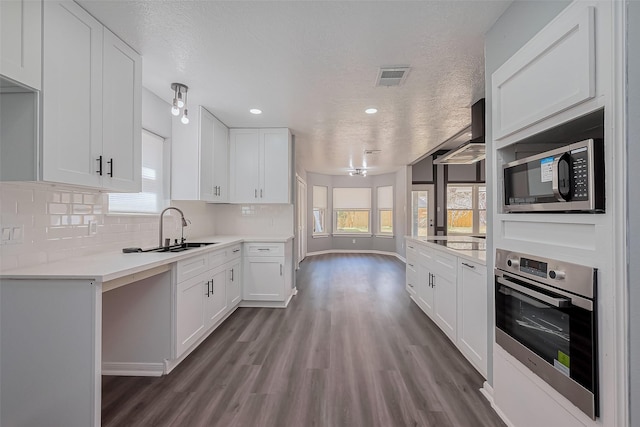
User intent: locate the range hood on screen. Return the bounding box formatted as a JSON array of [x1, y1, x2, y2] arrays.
[[434, 98, 485, 165]]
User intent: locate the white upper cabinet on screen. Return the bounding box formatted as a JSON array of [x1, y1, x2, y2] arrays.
[[101, 28, 142, 192], [230, 128, 291, 204], [172, 106, 229, 202], [42, 0, 141, 191], [0, 0, 42, 90], [492, 4, 597, 144]]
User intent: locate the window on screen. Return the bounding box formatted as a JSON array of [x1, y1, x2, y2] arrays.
[[333, 187, 371, 235], [108, 130, 168, 214], [312, 185, 328, 235], [447, 184, 486, 235], [377, 185, 393, 235]]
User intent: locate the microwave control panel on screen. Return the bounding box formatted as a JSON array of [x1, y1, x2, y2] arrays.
[[571, 147, 589, 200]]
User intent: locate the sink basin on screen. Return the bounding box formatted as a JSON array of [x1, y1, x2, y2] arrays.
[[123, 242, 218, 253]]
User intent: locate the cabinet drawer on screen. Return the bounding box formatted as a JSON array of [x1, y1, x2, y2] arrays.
[[227, 244, 242, 261], [209, 249, 227, 270], [176, 254, 209, 283], [244, 242, 284, 257]]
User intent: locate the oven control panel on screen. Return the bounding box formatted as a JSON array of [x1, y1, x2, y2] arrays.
[[496, 248, 595, 299]]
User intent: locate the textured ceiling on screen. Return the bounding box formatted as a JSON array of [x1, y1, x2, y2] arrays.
[[78, 0, 511, 176]]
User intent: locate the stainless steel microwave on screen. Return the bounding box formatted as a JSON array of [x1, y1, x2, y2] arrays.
[[503, 139, 604, 213]]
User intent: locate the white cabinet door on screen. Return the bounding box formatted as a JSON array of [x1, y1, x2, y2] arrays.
[[101, 28, 141, 192], [230, 129, 260, 203], [260, 128, 291, 203], [243, 256, 285, 301], [457, 259, 488, 377], [42, 0, 103, 188], [199, 108, 216, 201], [204, 267, 227, 329], [0, 0, 41, 90], [417, 263, 434, 316], [433, 271, 457, 342], [176, 273, 206, 356], [212, 116, 229, 202], [432, 252, 458, 342], [226, 260, 242, 307]]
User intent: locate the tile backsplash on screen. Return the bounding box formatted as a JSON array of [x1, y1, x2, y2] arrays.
[[0, 182, 295, 271], [0, 183, 215, 271]]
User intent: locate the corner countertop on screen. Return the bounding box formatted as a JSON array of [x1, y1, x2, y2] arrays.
[[0, 235, 294, 282], [405, 235, 487, 265]]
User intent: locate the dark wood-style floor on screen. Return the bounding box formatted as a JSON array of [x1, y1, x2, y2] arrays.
[[102, 253, 504, 427]]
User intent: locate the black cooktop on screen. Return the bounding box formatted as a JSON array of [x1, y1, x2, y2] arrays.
[[435, 240, 486, 251]]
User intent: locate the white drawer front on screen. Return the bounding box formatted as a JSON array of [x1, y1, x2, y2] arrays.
[[209, 250, 227, 270], [244, 242, 284, 257], [176, 254, 209, 283], [227, 244, 242, 261]]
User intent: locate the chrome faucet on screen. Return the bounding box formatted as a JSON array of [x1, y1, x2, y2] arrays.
[[159, 207, 188, 248]]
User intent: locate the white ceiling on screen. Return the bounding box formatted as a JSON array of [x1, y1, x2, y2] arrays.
[[78, 0, 511, 176]]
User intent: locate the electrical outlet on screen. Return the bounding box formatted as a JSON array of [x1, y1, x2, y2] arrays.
[[1, 224, 23, 244]]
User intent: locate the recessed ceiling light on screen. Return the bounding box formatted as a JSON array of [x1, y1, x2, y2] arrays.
[[249, 108, 262, 115], [365, 108, 378, 114]]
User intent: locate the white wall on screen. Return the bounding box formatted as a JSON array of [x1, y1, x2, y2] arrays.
[[627, 0, 640, 423]]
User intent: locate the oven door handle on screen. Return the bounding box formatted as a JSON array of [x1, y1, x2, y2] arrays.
[[497, 276, 571, 308]]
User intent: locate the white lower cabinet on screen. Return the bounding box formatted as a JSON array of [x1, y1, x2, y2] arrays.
[[242, 241, 293, 303], [175, 244, 242, 358], [405, 238, 488, 378], [457, 259, 488, 377], [176, 272, 207, 357]]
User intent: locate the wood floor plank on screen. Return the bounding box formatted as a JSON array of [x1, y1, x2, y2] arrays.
[[102, 253, 504, 427]]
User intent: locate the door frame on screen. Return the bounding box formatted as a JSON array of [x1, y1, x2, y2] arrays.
[[411, 184, 435, 237], [296, 174, 307, 268]]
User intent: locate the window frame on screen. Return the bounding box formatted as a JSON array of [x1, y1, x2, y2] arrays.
[[376, 185, 394, 237], [332, 187, 372, 236], [312, 185, 329, 237], [108, 129, 169, 215], [446, 183, 486, 236]]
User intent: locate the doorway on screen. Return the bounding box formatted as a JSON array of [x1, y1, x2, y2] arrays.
[[296, 175, 307, 268], [411, 184, 435, 237]]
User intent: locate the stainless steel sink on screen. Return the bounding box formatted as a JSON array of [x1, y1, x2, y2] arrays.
[[123, 242, 218, 253]]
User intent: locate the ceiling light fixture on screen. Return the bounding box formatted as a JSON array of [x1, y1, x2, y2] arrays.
[[349, 168, 367, 177], [171, 83, 189, 124], [249, 108, 262, 115], [365, 108, 378, 114]]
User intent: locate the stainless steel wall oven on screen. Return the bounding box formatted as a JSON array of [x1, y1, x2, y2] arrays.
[[495, 248, 598, 419]]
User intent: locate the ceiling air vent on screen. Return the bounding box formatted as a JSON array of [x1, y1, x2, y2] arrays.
[[376, 67, 410, 87]]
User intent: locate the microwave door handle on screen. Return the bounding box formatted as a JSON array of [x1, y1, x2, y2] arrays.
[[497, 276, 571, 308], [551, 154, 571, 202]]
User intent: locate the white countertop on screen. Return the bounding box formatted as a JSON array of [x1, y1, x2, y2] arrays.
[[0, 235, 294, 282], [405, 235, 487, 265]]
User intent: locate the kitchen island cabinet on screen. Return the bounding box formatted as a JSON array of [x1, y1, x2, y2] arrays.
[[404, 236, 488, 377]]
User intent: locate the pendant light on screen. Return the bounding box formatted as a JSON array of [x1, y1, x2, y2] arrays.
[[171, 83, 189, 124]]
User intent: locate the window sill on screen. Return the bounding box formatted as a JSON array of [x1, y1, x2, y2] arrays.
[[332, 233, 372, 238], [312, 233, 330, 239], [375, 234, 395, 239]]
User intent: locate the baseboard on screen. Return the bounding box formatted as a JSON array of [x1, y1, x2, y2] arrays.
[[306, 249, 406, 264], [102, 362, 165, 377], [481, 381, 515, 427]]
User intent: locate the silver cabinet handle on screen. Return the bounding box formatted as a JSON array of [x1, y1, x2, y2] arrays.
[[408, 245, 414, 249], [107, 158, 114, 177], [260, 189, 263, 198], [280, 264, 283, 276], [255, 189, 258, 198], [231, 268, 234, 282], [96, 156, 103, 175], [258, 248, 269, 252], [232, 249, 240, 253], [462, 262, 475, 269], [205, 280, 211, 297], [408, 283, 414, 288], [408, 263, 414, 268]]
